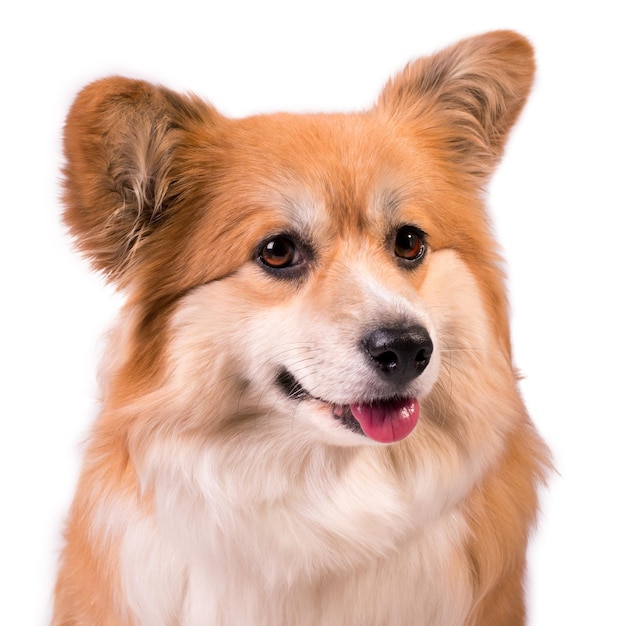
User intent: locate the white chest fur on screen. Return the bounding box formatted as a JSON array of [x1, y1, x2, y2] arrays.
[[112, 440, 474, 626]]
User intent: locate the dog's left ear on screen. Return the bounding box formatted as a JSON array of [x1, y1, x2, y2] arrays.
[[377, 30, 535, 181]]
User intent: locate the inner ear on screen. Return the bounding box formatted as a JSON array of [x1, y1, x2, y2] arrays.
[[62, 77, 220, 287], [376, 30, 535, 180]]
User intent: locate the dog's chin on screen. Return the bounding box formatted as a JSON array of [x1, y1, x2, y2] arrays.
[[275, 369, 420, 444]]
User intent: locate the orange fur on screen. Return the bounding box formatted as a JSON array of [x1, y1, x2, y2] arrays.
[[54, 31, 550, 625]]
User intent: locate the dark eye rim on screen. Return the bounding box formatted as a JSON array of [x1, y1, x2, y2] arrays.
[[393, 225, 428, 265], [255, 233, 311, 277]]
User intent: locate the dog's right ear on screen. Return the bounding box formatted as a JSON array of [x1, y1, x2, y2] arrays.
[[62, 77, 220, 288]]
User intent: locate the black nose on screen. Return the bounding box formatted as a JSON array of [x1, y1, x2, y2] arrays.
[[363, 325, 433, 385]]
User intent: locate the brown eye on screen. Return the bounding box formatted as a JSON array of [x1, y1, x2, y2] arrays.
[[259, 235, 301, 269], [394, 226, 426, 262]]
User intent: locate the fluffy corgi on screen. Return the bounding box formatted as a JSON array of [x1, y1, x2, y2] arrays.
[[53, 30, 550, 625]]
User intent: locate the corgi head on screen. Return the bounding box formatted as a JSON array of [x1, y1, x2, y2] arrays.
[[63, 31, 534, 450]]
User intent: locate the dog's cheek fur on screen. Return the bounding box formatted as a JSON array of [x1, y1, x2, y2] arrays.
[[419, 249, 549, 624], [132, 250, 514, 530]]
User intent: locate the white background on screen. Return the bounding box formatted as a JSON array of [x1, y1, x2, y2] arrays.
[[1, 1, 624, 624]]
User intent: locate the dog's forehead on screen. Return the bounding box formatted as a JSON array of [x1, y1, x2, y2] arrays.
[[229, 111, 426, 234]]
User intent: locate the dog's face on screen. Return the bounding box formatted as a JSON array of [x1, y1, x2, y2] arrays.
[[167, 112, 445, 446], [63, 31, 533, 456]]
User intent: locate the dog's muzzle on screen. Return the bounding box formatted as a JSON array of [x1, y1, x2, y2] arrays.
[[274, 324, 433, 443]]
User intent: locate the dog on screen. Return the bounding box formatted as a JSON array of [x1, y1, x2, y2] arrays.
[[53, 30, 550, 625]]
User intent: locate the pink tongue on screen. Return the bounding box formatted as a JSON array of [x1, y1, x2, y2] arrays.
[[350, 399, 420, 443]]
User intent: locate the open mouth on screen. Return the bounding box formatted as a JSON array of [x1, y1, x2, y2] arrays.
[[276, 369, 420, 444]]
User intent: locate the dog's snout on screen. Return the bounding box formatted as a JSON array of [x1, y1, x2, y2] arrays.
[[363, 325, 433, 385]]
